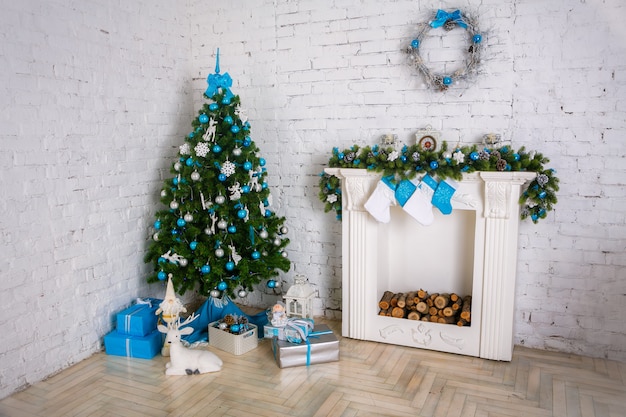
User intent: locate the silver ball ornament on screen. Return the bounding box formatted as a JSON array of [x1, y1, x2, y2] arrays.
[[219, 322, 229, 330], [281, 251, 288, 258], [170, 201, 179, 210], [191, 171, 200, 181], [183, 213, 194, 223], [233, 147, 242, 157], [259, 229, 269, 239], [280, 226, 288, 235], [215, 195, 226, 204], [215, 248, 225, 258], [210, 289, 221, 298], [204, 228, 212, 235], [152, 232, 159, 241], [160, 190, 167, 198], [179, 258, 188, 267], [217, 220, 227, 230], [174, 162, 182, 171], [273, 238, 281, 246], [238, 289, 247, 298], [443, 151, 452, 159]]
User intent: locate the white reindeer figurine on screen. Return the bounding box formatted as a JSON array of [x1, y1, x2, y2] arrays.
[[157, 313, 223, 376]]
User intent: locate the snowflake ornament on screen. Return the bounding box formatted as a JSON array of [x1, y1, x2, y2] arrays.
[[387, 150, 400, 162], [221, 160, 236, 177], [453, 150, 465, 164], [179, 143, 191, 155], [195, 142, 210, 157]]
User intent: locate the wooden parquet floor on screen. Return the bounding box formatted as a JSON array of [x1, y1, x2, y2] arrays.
[[1, 320, 625, 417]]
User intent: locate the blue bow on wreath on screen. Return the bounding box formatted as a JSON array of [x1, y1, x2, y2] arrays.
[[430, 9, 468, 29]]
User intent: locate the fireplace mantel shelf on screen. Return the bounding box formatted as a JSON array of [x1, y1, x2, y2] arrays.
[[325, 169, 536, 361]]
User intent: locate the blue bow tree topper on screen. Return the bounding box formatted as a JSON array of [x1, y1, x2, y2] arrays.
[[205, 48, 234, 100]]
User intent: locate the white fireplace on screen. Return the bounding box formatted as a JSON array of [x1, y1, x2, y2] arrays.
[[325, 168, 536, 361]]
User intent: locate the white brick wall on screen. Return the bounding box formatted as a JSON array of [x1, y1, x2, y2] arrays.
[[1, 0, 625, 400], [0, 0, 192, 399]]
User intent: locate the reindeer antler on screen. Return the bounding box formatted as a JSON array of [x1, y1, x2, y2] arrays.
[[178, 312, 199, 328]]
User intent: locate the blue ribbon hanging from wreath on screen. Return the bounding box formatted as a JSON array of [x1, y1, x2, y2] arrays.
[[430, 9, 468, 29]]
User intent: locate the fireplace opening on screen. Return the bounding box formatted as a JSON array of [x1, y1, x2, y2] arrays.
[[376, 207, 476, 326], [378, 207, 476, 297]]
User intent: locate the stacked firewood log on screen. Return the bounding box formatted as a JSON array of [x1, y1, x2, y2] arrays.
[[378, 289, 471, 326]]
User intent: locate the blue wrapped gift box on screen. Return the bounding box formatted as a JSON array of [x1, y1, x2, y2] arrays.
[[104, 329, 163, 359], [116, 299, 160, 337]]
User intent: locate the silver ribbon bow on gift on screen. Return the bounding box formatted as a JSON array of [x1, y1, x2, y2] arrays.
[[284, 318, 314, 344]]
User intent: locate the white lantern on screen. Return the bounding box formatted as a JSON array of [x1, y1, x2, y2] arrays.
[[283, 275, 316, 319]]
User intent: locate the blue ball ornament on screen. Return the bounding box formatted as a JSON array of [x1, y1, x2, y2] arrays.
[[199, 114, 209, 124], [243, 137, 251, 146], [538, 190, 547, 199], [218, 173, 227, 182], [157, 271, 167, 280], [513, 153, 520, 161], [209, 103, 219, 111], [171, 229, 178, 235], [237, 209, 247, 219], [264, 210, 272, 218], [473, 34, 482, 43], [224, 116, 233, 125], [251, 251, 260, 260], [267, 280, 276, 289], [225, 261, 235, 271], [177, 218, 186, 227], [429, 160, 439, 170], [189, 241, 198, 250], [158, 257, 166, 264], [443, 77, 452, 85], [531, 213, 538, 222], [213, 145, 222, 153], [201, 265, 211, 274], [230, 324, 240, 333], [243, 161, 253, 171], [259, 158, 266, 166], [262, 182, 268, 189], [217, 281, 228, 291], [470, 152, 480, 161], [222, 97, 231, 105], [188, 132, 194, 139], [241, 185, 250, 193], [154, 220, 161, 229], [172, 177, 179, 185], [227, 225, 237, 233], [231, 125, 240, 133], [186, 157, 194, 166], [411, 39, 419, 48]]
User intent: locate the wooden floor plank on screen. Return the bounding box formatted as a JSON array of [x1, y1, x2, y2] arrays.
[[2, 319, 626, 417]]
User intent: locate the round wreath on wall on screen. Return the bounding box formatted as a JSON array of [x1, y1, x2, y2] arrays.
[[406, 9, 483, 90]]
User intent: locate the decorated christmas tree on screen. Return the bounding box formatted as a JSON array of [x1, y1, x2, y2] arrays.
[[145, 50, 290, 299]]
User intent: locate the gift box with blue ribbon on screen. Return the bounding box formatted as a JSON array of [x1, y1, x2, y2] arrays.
[[116, 298, 161, 337], [271, 324, 339, 368], [104, 329, 163, 359], [264, 318, 314, 342]]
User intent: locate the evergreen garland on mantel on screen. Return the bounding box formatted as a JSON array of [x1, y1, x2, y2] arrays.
[[318, 141, 559, 223]]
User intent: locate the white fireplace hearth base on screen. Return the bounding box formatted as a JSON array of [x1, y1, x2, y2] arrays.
[[325, 169, 536, 361]]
